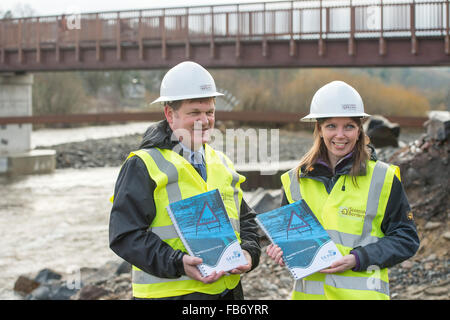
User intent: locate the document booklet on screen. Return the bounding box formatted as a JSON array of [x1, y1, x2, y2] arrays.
[[256, 199, 342, 280], [166, 189, 248, 277]]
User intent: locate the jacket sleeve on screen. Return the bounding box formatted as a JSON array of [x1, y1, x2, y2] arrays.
[[351, 175, 420, 271], [238, 199, 261, 271], [109, 156, 185, 279], [281, 189, 289, 206]]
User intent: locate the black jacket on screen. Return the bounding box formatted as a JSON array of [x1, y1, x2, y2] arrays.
[[281, 148, 420, 271], [109, 121, 261, 287]]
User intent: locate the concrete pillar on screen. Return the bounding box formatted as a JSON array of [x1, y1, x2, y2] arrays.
[[0, 73, 55, 175], [0, 74, 33, 153]]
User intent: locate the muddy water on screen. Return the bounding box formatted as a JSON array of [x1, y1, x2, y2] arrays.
[[0, 167, 122, 299], [31, 122, 150, 148], [0, 123, 153, 299]]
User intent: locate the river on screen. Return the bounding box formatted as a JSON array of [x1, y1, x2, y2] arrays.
[[1, 122, 152, 299]]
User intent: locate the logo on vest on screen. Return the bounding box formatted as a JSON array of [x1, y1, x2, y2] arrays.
[[338, 206, 366, 221]]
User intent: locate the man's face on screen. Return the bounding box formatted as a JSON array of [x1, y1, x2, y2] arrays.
[[165, 98, 215, 150]]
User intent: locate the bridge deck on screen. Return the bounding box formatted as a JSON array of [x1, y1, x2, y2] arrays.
[[0, 0, 449, 71]]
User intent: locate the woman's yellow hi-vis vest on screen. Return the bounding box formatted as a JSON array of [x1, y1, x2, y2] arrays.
[[125, 144, 245, 299], [281, 160, 400, 300]]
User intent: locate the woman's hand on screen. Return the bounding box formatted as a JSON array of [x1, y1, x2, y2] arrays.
[[319, 254, 356, 274], [266, 244, 285, 267]]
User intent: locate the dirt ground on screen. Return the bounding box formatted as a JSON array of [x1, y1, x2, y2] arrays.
[[387, 137, 449, 300]]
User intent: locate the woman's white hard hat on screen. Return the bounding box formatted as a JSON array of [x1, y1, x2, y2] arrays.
[[151, 61, 224, 104], [301, 80, 370, 122]]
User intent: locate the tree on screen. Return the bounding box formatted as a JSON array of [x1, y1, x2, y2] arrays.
[[32, 72, 88, 117]]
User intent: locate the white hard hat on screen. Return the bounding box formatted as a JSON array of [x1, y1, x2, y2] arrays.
[[151, 61, 223, 104], [301, 80, 370, 122]]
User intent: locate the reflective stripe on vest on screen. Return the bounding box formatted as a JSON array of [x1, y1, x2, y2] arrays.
[[216, 151, 241, 232], [129, 145, 245, 298], [281, 160, 398, 300], [295, 274, 389, 296]]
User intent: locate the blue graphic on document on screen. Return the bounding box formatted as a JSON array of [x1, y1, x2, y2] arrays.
[[321, 250, 337, 262], [226, 251, 242, 263]]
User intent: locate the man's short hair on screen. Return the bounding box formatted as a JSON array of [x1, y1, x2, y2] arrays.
[[165, 97, 216, 111]]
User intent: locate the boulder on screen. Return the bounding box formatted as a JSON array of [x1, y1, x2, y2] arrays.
[[364, 115, 400, 148], [13, 275, 40, 296], [247, 188, 281, 214], [78, 285, 110, 300], [34, 268, 62, 284], [27, 285, 51, 300], [115, 260, 131, 276], [424, 111, 450, 142]]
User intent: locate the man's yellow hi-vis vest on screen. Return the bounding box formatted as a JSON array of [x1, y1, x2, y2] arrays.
[[125, 144, 245, 299], [281, 160, 400, 300]]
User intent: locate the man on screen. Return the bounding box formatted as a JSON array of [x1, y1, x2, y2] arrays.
[[109, 61, 261, 300]]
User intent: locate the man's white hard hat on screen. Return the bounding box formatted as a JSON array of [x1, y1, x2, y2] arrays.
[[151, 61, 224, 104], [301, 80, 370, 122]]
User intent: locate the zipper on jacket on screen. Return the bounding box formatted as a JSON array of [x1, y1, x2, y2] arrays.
[[341, 175, 347, 191]]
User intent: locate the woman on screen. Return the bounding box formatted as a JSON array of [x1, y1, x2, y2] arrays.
[[267, 81, 419, 300]]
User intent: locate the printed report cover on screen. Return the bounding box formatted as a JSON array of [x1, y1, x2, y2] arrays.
[[256, 199, 342, 280], [166, 189, 248, 277]]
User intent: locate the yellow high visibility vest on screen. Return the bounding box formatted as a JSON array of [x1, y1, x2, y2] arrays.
[[281, 160, 400, 300], [122, 144, 246, 298]]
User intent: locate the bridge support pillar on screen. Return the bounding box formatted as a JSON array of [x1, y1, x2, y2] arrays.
[[0, 73, 55, 176]]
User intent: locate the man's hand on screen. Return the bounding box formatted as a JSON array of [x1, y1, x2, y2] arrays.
[[266, 244, 285, 267], [182, 255, 225, 284], [319, 254, 356, 274], [229, 250, 252, 274]]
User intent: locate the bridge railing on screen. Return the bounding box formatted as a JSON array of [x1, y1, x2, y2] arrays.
[[0, 0, 448, 50]]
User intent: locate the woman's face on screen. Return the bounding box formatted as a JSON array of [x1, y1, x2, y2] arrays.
[[319, 117, 360, 166]]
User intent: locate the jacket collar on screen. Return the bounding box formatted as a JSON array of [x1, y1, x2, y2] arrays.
[[139, 120, 180, 151], [300, 145, 378, 179]]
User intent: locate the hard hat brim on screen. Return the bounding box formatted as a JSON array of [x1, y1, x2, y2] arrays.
[[300, 112, 371, 122], [151, 92, 224, 104]]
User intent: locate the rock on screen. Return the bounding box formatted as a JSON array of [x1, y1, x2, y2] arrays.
[[13, 276, 40, 296], [81, 267, 110, 285], [404, 167, 420, 183], [401, 260, 414, 270], [424, 286, 449, 296], [27, 285, 51, 300], [51, 285, 79, 300], [443, 232, 450, 241], [424, 111, 450, 142], [25, 279, 79, 300], [115, 260, 131, 276], [424, 262, 434, 270], [424, 221, 443, 230], [364, 115, 400, 148], [248, 188, 281, 214], [425, 253, 437, 261], [34, 268, 62, 284], [78, 285, 110, 300]]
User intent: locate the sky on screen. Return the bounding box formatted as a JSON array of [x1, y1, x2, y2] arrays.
[[0, 0, 270, 17]]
